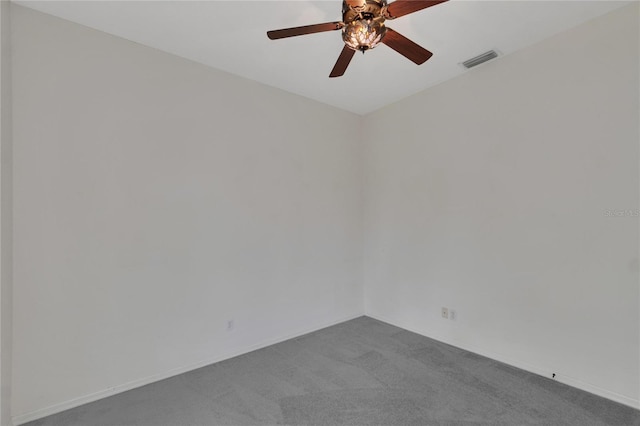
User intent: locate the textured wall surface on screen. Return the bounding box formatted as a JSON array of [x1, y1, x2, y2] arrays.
[[12, 5, 363, 421], [363, 3, 639, 408]]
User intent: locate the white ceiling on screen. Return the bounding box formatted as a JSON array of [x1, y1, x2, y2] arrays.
[[15, 0, 631, 115]]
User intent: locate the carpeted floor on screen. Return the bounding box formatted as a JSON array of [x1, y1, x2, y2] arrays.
[[25, 316, 640, 426]]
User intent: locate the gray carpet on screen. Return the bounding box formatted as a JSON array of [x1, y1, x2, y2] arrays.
[[25, 316, 640, 426]]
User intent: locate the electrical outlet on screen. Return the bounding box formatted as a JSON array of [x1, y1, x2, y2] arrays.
[[227, 319, 235, 332], [449, 309, 456, 321], [441, 307, 449, 319]]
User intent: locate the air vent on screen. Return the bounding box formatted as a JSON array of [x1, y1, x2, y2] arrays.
[[462, 50, 499, 69]]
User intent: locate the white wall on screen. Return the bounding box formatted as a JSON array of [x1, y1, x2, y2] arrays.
[[363, 3, 639, 408], [9, 2, 640, 424], [0, 0, 11, 424], [11, 5, 363, 423]]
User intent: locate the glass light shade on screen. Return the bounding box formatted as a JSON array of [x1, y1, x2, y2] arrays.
[[342, 19, 387, 52]]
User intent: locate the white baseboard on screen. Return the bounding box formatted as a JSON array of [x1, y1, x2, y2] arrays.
[[365, 312, 640, 410], [12, 311, 365, 426]]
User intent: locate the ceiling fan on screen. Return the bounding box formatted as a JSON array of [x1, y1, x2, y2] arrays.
[[267, 0, 448, 78]]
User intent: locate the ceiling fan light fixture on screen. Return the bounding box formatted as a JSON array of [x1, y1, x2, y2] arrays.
[[342, 18, 387, 52], [267, 0, 449, 77]]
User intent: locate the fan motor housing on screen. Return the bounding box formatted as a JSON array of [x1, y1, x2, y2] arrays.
[[342, 0, 387, 24]]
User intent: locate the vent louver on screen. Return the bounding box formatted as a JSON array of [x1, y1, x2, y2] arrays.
[[462, 50, 499, 69]]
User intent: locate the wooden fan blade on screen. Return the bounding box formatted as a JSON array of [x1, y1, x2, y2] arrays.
[[385, 0, 448, 19], [330, 45, 356, 78], [382, 28, 433, 65], [267, 22, 343, 40]]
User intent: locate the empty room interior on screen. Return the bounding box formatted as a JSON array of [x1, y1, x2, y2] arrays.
[[0, 0, 639, 425]]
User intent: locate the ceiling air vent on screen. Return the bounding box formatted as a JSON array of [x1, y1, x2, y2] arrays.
[[462, 50, 499, 69]]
